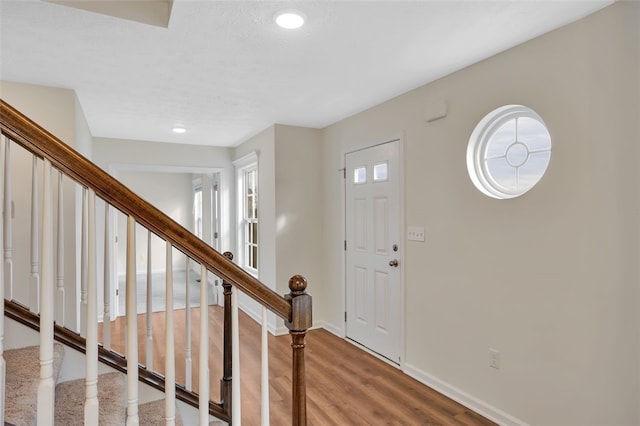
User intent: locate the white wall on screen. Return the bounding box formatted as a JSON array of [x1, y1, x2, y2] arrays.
[[320, 2, 639, 425]]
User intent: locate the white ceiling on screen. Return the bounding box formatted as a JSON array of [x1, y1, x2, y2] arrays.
[[0, 0, 614, 147]]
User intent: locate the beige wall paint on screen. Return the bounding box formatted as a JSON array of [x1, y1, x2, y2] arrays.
[[233, 124, 323, 333], [273, 124, 323, 332], [115, 170, 192, 273], [320, 2, 639, 424], [0, 80, 91, 332], [93, 137, 235, 255], [233, 126, 278, 329]]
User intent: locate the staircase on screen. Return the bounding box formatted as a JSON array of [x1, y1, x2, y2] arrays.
[[0, 99, 312, 425], [5, 344, 187, 425]]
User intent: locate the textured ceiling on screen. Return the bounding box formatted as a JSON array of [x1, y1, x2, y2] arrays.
[[0, 0, 614, 147]]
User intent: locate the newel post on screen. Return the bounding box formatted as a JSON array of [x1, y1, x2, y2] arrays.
[[220, 251, 234, 417], [285, 275, 312, 426]]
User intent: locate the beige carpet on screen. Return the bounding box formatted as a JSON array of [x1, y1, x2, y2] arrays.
[[55, 372, 126, 425], [5, 343, 64, 426], [4, 344, 188, 425], [138, 399, 184, 426]]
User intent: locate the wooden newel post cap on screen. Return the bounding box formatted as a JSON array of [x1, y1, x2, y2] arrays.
[[223, 251, 234, 261], [288, 274, 307, 295], [286, 274, 312, 331]]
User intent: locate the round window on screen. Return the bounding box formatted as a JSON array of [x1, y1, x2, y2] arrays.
[[467, 105, 552, 199]]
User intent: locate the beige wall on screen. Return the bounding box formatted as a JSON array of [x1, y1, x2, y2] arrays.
[[274, 125, 323, 333], [233, 126, 278, 328], [0, 80, 91, 332], [320, 2, 639, 424], [233, 124, 323, 333], [115, 170, 192, 274], [93, 137, 235, 255]]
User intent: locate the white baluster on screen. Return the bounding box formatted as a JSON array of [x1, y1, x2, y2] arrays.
[[126, 216, 139, 425], [165, 242, 176, 425], [146, 230, 153, 369], [185, 257, 192, 391], [199, 265, 209, 425], [261, 306, 270, 426], [3, 137, 12, 300], [55, 172, 65, 325], [232, 286, 241, 424], [80, 187, 88, 335], [85, 189, 99, 423], [0, 135, 6, 425], [37, 159, 54, 425], [30, 156, 40, 311], [103, 204, 111, 350]]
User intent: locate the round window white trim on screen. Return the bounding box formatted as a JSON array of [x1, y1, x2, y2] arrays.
[[467, 105, 552, 199]]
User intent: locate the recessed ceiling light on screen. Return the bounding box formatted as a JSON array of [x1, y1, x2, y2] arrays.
[[172, 126, 186, 134], [274, 10, 305, 29]]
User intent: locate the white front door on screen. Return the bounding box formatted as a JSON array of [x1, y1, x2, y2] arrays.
[[345, 140, 402, 364]]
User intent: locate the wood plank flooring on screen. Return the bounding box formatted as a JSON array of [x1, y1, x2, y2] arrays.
[[100, 306, 495, 425]]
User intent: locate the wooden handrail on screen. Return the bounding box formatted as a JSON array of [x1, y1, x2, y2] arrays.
[[0, 99, 291, 321]]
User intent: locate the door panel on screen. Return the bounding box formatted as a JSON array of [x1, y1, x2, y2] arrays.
[[345, 140, 401, 363]]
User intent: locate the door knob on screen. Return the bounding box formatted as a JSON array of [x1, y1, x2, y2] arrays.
[[389, 259, 399, 267]]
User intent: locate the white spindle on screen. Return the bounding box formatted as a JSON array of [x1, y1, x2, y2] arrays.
[[146, 230, 153, 368], [3, 137, 12, 300], [84, 189, 99, 423], [185, 258, 192, 391], [165, 242, 176, 425], [126, 216, 139, 425], [232, 286, 241, 424], [55, 172, 65, 325], [37, 159, 54, 425], [30, 156, 40, 311], [261, 306, 270, 426], [103, 204, 111, 350], [198, 266, 209, 425], [0, 135, 6, 425], [80, 187, 88, 335]]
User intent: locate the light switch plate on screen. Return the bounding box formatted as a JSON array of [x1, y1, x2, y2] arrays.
[[407, 226, 425, 242]]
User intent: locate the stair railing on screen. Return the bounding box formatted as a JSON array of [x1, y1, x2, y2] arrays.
[[0, 99, 312, 425]]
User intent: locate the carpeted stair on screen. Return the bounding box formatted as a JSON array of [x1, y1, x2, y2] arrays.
[[5, 344, 65, 425], [4, 344, 183, 425]]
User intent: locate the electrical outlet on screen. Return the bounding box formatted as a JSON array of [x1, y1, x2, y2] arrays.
[[407, 226, 425, 242], [489, 348, 500, 369]]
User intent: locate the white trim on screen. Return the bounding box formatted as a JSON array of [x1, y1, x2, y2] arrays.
[[466, 104, 551, 200], [234, 151, 259, 275], [318, 321, 525, 426], [238, 299, 279, 335], [313, 320, 344, 338], [232, 151, 259, 168], [342, 133, 406, 367], [108, 163, 223, 176], [403, 363, 528, 426]]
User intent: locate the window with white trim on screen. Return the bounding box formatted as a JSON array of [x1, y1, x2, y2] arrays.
[[234, 152, 259, 275], [193, 178, 203, 239], [467, 105, 552, 199], [243, 167, 258, 272]]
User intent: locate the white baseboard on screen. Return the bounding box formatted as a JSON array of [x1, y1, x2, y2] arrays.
[[273, 320, 341, 337], [238, 300, 278, 335], [313, 320, 344, 338], [274, 325, 288, 336], [403, 363, 528, 426]]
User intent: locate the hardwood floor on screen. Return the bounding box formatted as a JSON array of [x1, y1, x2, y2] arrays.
[[100, 306, 495, 425]]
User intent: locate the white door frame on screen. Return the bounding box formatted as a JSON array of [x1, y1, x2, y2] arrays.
[[108, 163, 224, 317], [342, 134, 406, 367]]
